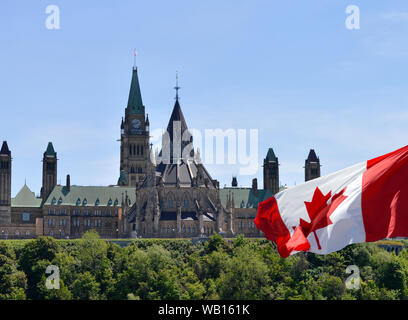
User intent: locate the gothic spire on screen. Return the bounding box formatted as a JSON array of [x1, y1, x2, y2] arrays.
[[127, 67, 144, 114]]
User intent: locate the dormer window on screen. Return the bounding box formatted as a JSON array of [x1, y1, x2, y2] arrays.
[[76, 198, 81, 206], [108, 198, 112, 206], [95, 198, 100, 206], [57, 197, 63, 205], [240, 200, 245, 208], [51, 197, 56, 205], [83, 198, 87, 206], [114, 199, 118, 206]]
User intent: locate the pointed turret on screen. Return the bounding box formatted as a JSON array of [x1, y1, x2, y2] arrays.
[[263, 147, 279, 194], [0, 141, 10, 156], [265, 148, 278, 163], [45, 142, 56, 157], [127, 68, 144, 115], [42, 142, 57, 202], [0, 140, 11, 224], [305, 149, 321, 182], [306, 149, 319, 163]]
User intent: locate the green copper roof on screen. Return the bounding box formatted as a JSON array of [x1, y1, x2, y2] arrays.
[[265, 148, 277, 162], [127, 68, 144, 114], [117, 170, 128, 186], [11, 184, 42, 208], [219, 187, 273, 209], [45, 142, 56, 157], [44, 185, 136, 207]]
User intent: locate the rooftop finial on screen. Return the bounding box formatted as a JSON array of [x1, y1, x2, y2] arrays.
[[174, 70, 180, 101], [133, 49, 137, 69]]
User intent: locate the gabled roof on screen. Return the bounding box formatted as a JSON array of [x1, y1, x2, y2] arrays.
[[0, 141, 10, 155], [11, 184, 42, 208], [306, 149, 319, 163], [219, 187, 273, 209], [265, 148, 278, 162], [45, 142, 56, 157], [44, 185, 136, 207], [127, 68, 144, 115]]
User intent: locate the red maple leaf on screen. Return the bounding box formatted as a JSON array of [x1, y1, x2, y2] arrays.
[[294, 187, 348, 250]]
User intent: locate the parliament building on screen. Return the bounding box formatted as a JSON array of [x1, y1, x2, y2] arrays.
[[0, 66, 321, 239]]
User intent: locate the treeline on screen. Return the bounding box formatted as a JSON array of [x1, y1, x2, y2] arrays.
[[0, 230, 407, 300]]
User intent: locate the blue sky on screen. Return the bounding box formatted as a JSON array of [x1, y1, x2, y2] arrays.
[[1, 0, 408, 196]]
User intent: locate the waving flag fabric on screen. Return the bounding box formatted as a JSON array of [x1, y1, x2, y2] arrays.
[[254, 145, 408, 258]]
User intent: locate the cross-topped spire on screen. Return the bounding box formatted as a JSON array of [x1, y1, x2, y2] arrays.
[[174, 71, 180, 101]]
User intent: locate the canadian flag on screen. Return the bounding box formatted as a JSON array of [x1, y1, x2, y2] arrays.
[[254, 145, 408, 258]]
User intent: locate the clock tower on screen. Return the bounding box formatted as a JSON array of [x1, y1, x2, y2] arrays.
[[118, 67, 150, 186]]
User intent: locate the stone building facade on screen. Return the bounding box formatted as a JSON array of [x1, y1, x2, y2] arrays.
[[0, 65, 321, 239]]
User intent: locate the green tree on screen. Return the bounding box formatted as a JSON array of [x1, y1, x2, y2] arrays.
[[317, 273, 344, 300], [18, 237, 60, 299], [217, 247, 270, 299], [71, 272, 101, 300], [0, 254, 27, 300]]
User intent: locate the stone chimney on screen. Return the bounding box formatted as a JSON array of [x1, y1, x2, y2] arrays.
[[66, 174, 70, 192], [232, 176, 238, 187], [252, 178, 258, 196]]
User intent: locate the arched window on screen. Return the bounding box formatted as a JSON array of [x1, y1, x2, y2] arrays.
[[130, 166, 135, 174], [168, 198, 174, 208], [133, 145, 136, 155], [167, 194, 175, 208], [141, 145, 144, 155], [183, 197, 189, 207], [137, 145, 140, 155], [129, 145, 132, 155]]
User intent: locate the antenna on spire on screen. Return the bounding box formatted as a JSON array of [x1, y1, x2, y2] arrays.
[[133, 49, 137, 69], [174, 70, 180, 101]]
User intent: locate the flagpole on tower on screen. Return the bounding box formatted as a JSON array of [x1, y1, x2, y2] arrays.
[[133, 49, 137, 69]]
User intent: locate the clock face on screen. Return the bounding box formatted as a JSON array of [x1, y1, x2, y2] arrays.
[[131, 119, 141, 129]]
